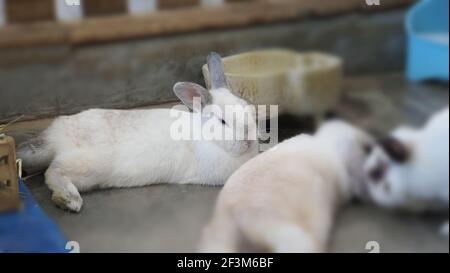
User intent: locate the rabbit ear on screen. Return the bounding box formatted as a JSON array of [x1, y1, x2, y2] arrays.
[[379, 136, 411, 163], [173, 82, 210, 111], [207, 52, 227, 90]]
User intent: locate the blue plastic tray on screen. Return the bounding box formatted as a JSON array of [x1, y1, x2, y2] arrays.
[[406, 0, 449, 82], [0, 179, 68, 253]]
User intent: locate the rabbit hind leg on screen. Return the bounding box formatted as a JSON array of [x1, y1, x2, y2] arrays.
[[45, 164, 83, 213], [44, 153, 96, 213]]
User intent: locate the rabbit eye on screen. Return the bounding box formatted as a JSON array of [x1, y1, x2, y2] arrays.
[[220, 119, 227, 125]]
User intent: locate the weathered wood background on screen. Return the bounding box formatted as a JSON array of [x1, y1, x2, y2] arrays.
[[0, 0, 412, 48], [0, 0, 414, 123]]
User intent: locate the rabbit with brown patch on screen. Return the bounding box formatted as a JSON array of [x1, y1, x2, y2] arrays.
[[364, 107, 449, 236]]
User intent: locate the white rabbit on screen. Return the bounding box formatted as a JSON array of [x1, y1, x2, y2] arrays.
[[364, 107, 449, 236], [17, 52, 258, 212], [199, 120, 376, 252]]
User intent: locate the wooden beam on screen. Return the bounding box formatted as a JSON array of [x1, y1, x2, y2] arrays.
[[0, 0, 413, 49], [158, 0, 200, 10], [5, 0, 55, 23], [0, 21, 67, 48], [83, 0, 127, 17]]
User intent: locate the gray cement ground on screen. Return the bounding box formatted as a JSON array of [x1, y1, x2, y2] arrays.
[[6, 73, 450, 253]]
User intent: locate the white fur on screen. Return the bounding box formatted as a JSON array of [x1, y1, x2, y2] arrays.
[[364, 107, 449, 236], [18, 87, 257, 212], [199, 120, 375, 252]]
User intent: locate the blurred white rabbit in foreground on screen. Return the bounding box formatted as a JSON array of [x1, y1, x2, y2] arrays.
[[17, 52, 258, 212], [364, 107, 449, 236], [199, 120, 375, 252]]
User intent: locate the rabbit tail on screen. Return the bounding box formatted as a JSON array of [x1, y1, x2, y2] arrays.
[[236, 214, 322, 253], [200, 211, 321, 253], [17, 135, 54, 174]]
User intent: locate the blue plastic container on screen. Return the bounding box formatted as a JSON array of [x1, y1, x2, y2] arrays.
[[406, 0, 449, 82], [0, 179, 68, 253]]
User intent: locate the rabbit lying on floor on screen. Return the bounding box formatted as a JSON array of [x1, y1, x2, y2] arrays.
[[364, 107, 449, 236], [17, 52, 258, 212], [199, 120, 375, 252]]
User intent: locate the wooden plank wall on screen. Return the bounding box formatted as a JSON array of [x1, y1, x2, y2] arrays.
[[158, 0, 200, 10], [0, 0, 229, 23], [84, 0, 128, 16], [5, 0, 55, 23], [0, 0, 413, 48]]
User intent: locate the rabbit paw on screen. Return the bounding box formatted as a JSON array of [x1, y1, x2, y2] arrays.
[[52, 191, 83, 213]]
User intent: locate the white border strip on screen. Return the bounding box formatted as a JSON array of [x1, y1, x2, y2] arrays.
[[127, 0, 156, 14], [55, 0, 83, 22], [0, 0, 6, 26]]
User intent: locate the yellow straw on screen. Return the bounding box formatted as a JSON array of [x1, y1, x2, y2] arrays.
[[0, 115, 24, 133]]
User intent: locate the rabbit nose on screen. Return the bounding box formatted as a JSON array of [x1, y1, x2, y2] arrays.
[[368, 163, 386, 183]]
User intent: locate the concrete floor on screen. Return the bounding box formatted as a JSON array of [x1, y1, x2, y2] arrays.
[[5, 72, 450, 253]]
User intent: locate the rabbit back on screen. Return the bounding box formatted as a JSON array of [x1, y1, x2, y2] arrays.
[[43, 108, 200, 187]]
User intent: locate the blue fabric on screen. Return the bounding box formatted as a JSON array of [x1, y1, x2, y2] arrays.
[[0, 179, 68, 253]]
